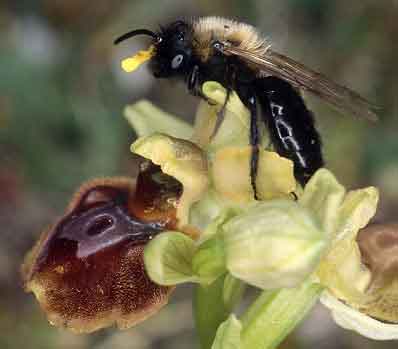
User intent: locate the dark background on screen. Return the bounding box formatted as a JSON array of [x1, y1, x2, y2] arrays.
[[0, 1, 397, 348]]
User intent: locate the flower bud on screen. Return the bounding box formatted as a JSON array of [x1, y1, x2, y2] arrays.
[[223, 200, 327, 289]]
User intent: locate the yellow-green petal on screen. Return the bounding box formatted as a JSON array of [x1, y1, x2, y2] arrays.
[[131, 133, 209, 225], [194, 82, 269, 153], [317, 237, 372, 304], [189, 190, 225, 233], [211, 146, 296, 203], [316, 187, 379, 304], [192, 99, 219, 149], [334, 187, 379, 243]]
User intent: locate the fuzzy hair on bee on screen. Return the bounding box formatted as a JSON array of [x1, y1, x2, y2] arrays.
[[114, 16, 377, 195], [191, 17, 269, 61]]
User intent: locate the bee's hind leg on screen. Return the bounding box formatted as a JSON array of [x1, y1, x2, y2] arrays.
[[236, 84, 259, 200], [210, 88, 231, 138]]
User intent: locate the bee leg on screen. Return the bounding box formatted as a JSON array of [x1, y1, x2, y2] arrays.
[[187, 65, 201, 96], [254, 76, 324, 186], [186, 65, 215, 105], [290, 191, 298, 201], [236, 85, 259, 200], [213, 61, 237, 130], [211, 88, 231, 138]]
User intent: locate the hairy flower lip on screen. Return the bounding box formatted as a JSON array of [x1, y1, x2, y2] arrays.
[[22, 175, 177, 333], [357, 223, 398, 288], [354, 223, 398, 324]]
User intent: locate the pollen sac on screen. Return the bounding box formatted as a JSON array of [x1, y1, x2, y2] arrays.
[[357, 223, 398, 323], [22, 163, 182, 333]]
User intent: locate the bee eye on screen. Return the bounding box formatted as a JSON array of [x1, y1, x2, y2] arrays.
[[171, 54, 184, 69]]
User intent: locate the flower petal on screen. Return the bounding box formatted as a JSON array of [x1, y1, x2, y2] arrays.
[[211, 146, 296, 203], [316, 186, 379, 305], [194, 82, 269, 152], [256, 150, 296, 200], [131, 133, 209, 226], [189, 190, 225, 232], [334, 187, 379, 243], [317, 238, 372, 304], [321, 291, 398, 340]]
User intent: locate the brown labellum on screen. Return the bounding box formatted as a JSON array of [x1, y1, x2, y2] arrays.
[[22, 163, 183, 333], [358, 223, 398, 289], [357, 223, 398, 323]]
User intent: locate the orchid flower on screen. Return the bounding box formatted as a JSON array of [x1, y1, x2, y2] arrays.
[[23, 82, 398, 349]]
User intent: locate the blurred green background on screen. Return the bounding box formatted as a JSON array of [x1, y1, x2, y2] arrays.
[[0, 0, 397, 348]]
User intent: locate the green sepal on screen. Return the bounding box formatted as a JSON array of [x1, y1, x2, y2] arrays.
[[299, 168, 345, 236], [124, 100, 193, 138], [223, 200, 327, 289], [192, 235, 227, 285], [144, 231, 198, 285]]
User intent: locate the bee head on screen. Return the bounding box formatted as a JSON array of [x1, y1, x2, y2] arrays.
[[114, 20, 194, 78]]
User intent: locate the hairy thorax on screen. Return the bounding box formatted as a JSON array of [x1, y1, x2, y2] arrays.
[[191, 17, 268, 62]]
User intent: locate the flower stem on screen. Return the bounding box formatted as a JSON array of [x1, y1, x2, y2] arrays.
[[194, 276, 229, 349], [240, 279, 323, 349]]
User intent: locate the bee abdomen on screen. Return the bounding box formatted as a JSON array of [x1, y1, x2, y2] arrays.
[[254, 76, 324, 186]]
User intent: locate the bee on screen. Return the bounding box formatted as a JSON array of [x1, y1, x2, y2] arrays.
[[114, 16, 377, 192]]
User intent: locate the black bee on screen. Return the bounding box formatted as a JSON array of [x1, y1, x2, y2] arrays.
[[114, 17, 377, 193]]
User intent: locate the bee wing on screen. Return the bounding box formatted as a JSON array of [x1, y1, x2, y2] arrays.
[[221, 45, 379, 121]]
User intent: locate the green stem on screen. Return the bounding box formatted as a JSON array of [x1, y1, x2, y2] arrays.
[[194, 276, 229, 349], [240, 279, 324, 349], [193, 274, 245, 349]]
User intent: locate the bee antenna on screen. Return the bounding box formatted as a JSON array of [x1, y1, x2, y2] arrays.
[[114, 29, 159, 45]]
